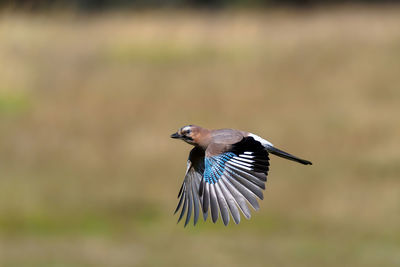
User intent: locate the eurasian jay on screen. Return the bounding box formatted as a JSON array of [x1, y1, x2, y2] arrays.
[[171, 125, 312, 226]]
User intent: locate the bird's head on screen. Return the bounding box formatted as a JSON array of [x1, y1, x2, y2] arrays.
[[171, 125, 201, 146]]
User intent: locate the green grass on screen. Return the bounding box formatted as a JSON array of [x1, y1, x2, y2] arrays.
[[0, 91, 30, 115], [0, 7, 400, 267]]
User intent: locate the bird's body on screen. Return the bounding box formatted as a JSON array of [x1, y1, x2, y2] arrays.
[[171, 125, 311, 226]]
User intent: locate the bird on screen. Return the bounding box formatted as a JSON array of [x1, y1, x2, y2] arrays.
[[171, 125, 312, 227]]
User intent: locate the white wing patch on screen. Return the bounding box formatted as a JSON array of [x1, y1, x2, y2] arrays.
[[227, 161, 252, 171], [248, 133, 274, 147], [230, 158, 253, 167], [233, 156, 254, 163], [239, 154, 255, 159]]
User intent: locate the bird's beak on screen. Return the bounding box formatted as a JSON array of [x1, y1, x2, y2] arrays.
[[170, 132, 181, 139]]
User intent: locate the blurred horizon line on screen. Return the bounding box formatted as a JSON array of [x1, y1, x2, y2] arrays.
[[1, 0, 400, 13]]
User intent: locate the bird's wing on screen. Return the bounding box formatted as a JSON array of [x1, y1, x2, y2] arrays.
[[201, 136, 269, 225], [174, 146, 206, 227]]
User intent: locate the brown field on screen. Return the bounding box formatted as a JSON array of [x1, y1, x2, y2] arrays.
[[0, 6, 400, 267]]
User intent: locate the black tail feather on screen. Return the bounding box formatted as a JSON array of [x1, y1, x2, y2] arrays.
[[267, 146, 312, 165]]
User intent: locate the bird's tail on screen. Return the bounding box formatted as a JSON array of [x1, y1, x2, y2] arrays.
[[266, 146, 312, 165]]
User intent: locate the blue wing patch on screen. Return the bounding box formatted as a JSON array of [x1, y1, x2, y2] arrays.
[[198, 137, 270, 225], [204, 152, 236, 184]]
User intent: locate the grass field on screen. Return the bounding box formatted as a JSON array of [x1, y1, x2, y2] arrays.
[[1, 6, 400, 267]]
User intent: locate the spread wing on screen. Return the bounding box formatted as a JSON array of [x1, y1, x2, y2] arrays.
[[200, 136, 269, 225], [174, 146, 205, 227]]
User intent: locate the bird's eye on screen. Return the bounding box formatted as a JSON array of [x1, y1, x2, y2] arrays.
[[184, 129, 191, 135]]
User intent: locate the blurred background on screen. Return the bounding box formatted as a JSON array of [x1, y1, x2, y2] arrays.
[[1, 0, 400, 266]]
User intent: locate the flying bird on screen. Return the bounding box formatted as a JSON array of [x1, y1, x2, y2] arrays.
[[171, 125, 312, 226]]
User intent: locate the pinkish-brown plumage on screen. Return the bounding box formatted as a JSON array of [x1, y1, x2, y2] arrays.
[[171, 125, 311, 226]]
